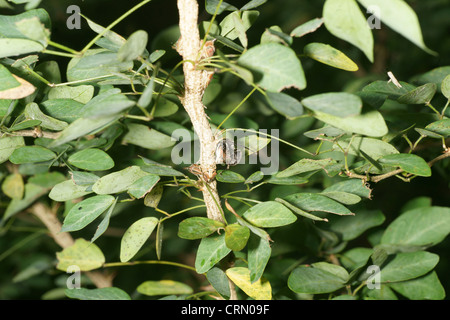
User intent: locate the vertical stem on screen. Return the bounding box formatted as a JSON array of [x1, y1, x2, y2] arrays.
[[176, 0, 223, 223]]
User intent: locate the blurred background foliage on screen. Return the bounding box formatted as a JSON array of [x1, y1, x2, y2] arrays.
[[0, 0, 449, 299]]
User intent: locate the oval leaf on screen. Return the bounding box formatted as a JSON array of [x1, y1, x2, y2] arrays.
[[137, 280, 193, 296], [302, 92, 362, 117], [61, 195, 115, 232], [68, 148, 115, 171], [288, 264, 346, 294], [226, 267, 272, 300], [358, 0, 436, 55], [243, 201, 297, 227], [304, 42, 358, 71], [9, 146, 56, 164], [56, 238, 105, 271], [323, 0, 374, 62], [238, 42, 306, 91], [225, 224, 250, 251], [65, 287, 131, 300], [381, 206, 450, 247], [120, 217, 159, 262], [195, 233, 231, 274], [92, 166, 149, 195], [378, 153, 431, 177], [178, 217, 225, 240]]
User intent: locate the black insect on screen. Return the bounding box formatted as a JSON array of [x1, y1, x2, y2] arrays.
[[215, 138, 242, 168]]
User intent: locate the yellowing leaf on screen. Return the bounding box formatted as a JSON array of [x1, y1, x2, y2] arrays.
[[56, 238, 105, 271], [120, 217, 159, 262], [1, 173, 24, 199], [226, 267, 272, 300], [0, 74, 35, 99]]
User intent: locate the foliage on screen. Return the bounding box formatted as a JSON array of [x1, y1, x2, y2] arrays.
[[0, 0, 449, 300]]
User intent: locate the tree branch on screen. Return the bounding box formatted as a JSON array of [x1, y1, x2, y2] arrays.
[[29, 202, 113, 288], [176, 0, 223, 223]]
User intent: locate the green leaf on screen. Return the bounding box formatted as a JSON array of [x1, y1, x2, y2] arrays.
[[0, 38, 44, 58], [334, 137, 399, 160], [238, 42, 306, 92], [92, 166, 149, 195], [61, 195, 115, 232], [302, 92, 362, 117], [378, 153, 431, 177], [127, 174, 160, 199], [56, 238, 105, 271], [0, 136, 25, 164], [261, 26, 293, 46], [290, 17, 324, 38], [323, 179, 372, 199], [205, 0, 238, 15], [265, 91, 303, 119], [49, 179, 92, 202], [0, 9, 51, 39], [266, 173, 309, 185], [120, 217, 159, 262], [220, 11, 258, 41], [241, 0, 268, 11], [140, 158, 184, 176], [245, 171, 264, 184], [144, 184, 164, 208], [178, 217, 225, 240], [216, 170, 245, 183], [380, 251, 439, 283], [312, 107, 388, 137], [2, 172, 65, 221], [137, 280, 193, 296], [118, 30, 148, 61], [389, 271, 445, 300], [50, 114, 121, 147], [275, 198, 329, 222], [15, 16, 49, 45], [425, 119, 450, 137], [65, 287, 131, 300], [40, 99, 85, 123], [153, 97, 179, 118], [206, 267, 231, 299], [323, 0, 374, 62], [24, 102, 68, 131], [81, 88, 135, 118], [441, 75, 450, 99], [66, 50, 133, 82], [0, 64, 20, 91], [91, 197, 117, 243], [225, 223, 250, 251], [397, 83, 437, 105], [243, 201, 297, 228], [226, 267, 272, 300], [195, 233, 231, 274], [357, 0, 436, 56], [9, 146, 56, 164], [304, 43, 358, 72], [283, 193, 354, 216], [326, 210, 385, 241], [68, 148, 115, 171], [47, 85, 95, 104], [278, 158, 336, 178], [123, 123, 175, 150], [247, 235, 271, 283], [320, 191, 361, 205], [381, 206, 450, 248], [288, 264, 347, 294]]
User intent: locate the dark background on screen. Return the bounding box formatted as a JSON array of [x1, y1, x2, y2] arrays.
[[0, 0, 449, 299]]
